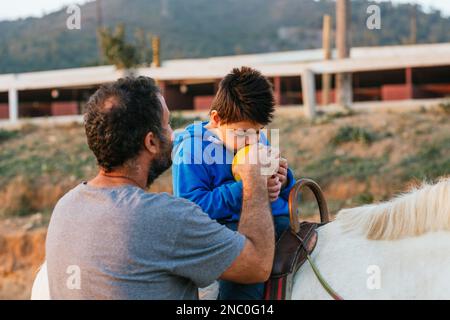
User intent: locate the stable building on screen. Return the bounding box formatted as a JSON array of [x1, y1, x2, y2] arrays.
[[1, 42, 450, 123]]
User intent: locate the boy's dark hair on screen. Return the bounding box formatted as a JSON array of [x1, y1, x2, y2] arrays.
[[84, 76, 163, 172], [211, 66, 275, 125]]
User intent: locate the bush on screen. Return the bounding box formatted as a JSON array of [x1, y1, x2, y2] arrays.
[[0, 129, 19, 144], [353, 192, 375, 205], [303, 153, 388, 184], [331, 126, 376, 145], [438, 100, 450, 114], [399, 137, 450, 181]]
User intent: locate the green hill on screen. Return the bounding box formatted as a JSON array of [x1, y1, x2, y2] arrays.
[[1, 0, 450, 74]]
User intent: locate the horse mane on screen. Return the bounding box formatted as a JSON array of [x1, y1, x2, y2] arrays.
[[335, 178, 450, 240]]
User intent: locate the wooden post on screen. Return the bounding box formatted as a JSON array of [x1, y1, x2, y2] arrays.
[[8, 87, 18, 123], [152, 36, 161, 68], [301, 69, 316, 119], [96, 0, 103, 62], [336, 0, 352, 108], [410, 5, 417, 44], [322, 15, 332, 106]]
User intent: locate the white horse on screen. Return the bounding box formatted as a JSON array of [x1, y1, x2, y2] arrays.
[[293, 178, 450, 300], [31, 263, 50, 300], [31, 178, 450, 300]]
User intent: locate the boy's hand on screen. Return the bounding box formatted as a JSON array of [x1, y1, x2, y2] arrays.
[[267, 175, 282, 202], [277, 158, 289, 189]]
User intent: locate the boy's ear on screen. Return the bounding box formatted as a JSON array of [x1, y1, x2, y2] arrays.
[[210, 110, 221, 126]]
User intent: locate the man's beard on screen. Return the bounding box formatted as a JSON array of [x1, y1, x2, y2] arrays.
[[146, 135, 173, 187]]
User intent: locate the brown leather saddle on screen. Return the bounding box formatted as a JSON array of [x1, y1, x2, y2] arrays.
[[264, 178, 330, 300]]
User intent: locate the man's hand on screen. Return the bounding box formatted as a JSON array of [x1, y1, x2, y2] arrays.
[[277, 158, 289, 189], [267, 175, 282, 202], [232, 144, 269, 186]]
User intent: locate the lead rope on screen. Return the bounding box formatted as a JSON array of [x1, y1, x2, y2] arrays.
[[306, 254, 344, 300]]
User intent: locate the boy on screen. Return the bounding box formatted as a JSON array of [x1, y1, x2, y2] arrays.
[[172, 67, 295, 300]]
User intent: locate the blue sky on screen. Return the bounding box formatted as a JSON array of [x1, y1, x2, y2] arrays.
[[0, 0, 449, 21]]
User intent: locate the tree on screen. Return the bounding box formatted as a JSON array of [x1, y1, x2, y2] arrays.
[[98, 24, 140, 70]]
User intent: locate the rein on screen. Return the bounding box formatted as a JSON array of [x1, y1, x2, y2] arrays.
[[306, 255, 343, 300]]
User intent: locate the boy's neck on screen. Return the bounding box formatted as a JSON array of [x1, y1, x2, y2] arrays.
[[204, 121, 215, 130], [204, 121, 221, 138]]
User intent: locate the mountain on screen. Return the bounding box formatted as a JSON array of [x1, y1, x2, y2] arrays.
[[1, 0, 450, 74]]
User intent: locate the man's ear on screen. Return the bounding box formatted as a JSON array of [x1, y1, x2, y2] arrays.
[[144, 132, 158, 156]]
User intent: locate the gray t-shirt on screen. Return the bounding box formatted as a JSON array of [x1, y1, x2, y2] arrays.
[[46, 182, 245, 300]]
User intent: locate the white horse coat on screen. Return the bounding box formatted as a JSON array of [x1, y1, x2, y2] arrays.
[[32, 179, 450, 300], [31, 263, 50, 300]]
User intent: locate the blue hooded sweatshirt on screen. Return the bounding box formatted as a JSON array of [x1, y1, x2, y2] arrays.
[[172, 121, 295, 222]]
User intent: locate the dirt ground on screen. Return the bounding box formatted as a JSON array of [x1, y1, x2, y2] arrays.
[[0, 215, 46, 300]]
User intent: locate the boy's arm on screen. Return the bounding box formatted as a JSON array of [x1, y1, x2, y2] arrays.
[[279, 167, 295, 200], [173, 161, 243, 221]]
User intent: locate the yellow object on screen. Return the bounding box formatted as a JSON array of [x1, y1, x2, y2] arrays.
[[232, 145, 252, 181]]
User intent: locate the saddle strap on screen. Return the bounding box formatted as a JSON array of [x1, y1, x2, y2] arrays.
[[264, 274, 291, 300]]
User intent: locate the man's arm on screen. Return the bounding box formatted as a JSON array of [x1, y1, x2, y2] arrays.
[[220, 145, 275, 284]]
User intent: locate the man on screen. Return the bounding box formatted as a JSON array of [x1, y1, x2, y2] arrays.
[[45, 76, 275, 299]]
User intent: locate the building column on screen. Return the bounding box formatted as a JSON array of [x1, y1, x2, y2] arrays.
[[214, 79, 221, 94], [158, 80, 166, 96], [405, 67, 414, 99], [301, 69, 316, 119], [8, 88, 18, 123], [406, 68, 413, 86], [273, 76, 282, 106]]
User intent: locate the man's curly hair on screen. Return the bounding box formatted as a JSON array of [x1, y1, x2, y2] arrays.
[[84, 76, 163, 172]]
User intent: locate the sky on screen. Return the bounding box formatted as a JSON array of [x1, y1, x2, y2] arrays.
[[0, 0, 91, 21], [0, 0, 449, 21]]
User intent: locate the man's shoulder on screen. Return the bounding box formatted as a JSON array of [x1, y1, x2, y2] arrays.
[[140, 192, 205, 215], [53, 183, 84, 209]]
